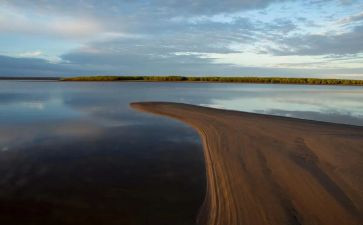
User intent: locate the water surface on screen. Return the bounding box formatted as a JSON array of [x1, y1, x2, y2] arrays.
[[0, 81, 362, 224]]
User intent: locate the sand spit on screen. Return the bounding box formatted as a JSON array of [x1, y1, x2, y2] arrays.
[[131, 102, 363, 225]]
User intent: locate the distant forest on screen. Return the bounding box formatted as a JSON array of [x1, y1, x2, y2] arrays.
[[61, 76, 363, 85]]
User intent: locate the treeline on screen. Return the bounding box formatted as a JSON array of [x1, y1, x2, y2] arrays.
[[61, 76, 363, 86]]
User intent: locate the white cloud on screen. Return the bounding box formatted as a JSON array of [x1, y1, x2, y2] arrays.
[[22, 102, 45, 110], [18, 51, 43, 57]]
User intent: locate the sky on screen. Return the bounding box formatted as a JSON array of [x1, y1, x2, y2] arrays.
[[0, 0, 363, 78]]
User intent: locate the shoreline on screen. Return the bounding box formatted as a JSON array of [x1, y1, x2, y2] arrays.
[[61, 76, 363, 86], [2, 79, 363, 88], [131, 102, 363, 225], [61, 80, 363, 86]]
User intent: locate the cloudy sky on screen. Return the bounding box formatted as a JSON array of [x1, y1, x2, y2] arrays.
[[0, 0, 363, 78]]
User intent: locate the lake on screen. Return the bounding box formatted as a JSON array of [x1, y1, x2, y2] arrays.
[[0, 81, 362, 225]]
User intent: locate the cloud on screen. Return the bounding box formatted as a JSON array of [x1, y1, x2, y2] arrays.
[[0, 0, 288, 40], [1, 0, 363, 77], [61, 47, 237, 75], [1, 52, 363, 77], [2, 0, 287, 16], [0, 55, 90, 76], [266, 24, 363, 56], [0, 5, 103, 39], [18, 51, 43, 57], [337, 11, 363, 25]]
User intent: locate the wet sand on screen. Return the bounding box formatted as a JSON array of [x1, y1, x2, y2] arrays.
[[131, 102, 363, 225]]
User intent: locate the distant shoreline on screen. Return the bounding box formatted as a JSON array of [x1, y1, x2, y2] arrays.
[[131, 102, 363, 225], [62, 76, 363, 86], [1, 76, 363, 86]]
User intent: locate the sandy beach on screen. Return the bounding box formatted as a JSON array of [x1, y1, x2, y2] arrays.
[[131, 102, 363, 225]]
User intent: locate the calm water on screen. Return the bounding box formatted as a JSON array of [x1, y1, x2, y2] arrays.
[[1, 81, 362, 225]]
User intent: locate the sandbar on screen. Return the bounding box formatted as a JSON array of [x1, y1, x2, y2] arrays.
[[131, 102, 363, 225]]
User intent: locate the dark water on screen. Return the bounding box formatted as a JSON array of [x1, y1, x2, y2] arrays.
[[0, 81, 362, 225], [0, 81, 206, 225]]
